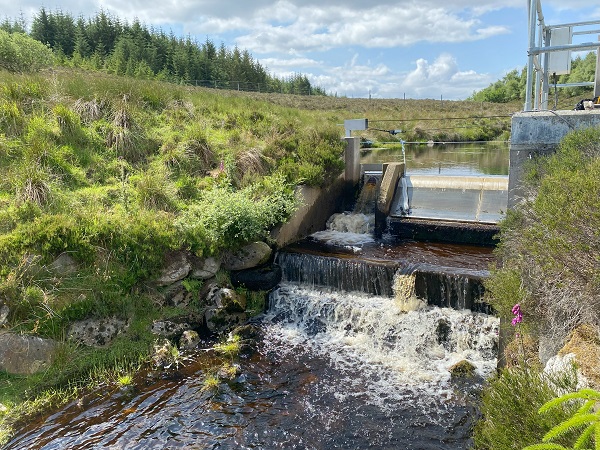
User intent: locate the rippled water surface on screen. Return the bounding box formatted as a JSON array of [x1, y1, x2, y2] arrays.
[[8, 283, 498, 450]]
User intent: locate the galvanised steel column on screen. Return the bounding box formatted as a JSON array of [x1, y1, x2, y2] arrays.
[[525, 0, 538, 111]]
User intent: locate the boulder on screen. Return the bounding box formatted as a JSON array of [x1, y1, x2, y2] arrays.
[[205, 308, 247, 334], [221, 242, 272, 271], [179, 330, 201, 350], [151, 320, 191, 339], [49, 253, 78, 275], [160, 281, 196, 308], [558, 324, 600, 388], [206, 284, 246, 312], [68, 317, 129, 347], [190, 256, 220, 280], [151, 339, 180, 369], [0, 333, 58, 375], [231, 324, 262, 354], [155, 251, 191, 286], [449, 360, 476, 378], [231, 264, 282, 291]]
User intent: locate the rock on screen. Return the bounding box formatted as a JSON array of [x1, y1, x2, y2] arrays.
[[179, 330, 200, 350], [558, 324, 600, 388], [155, 251, 191, 286], [449, 360, 476, 378], [205, 308, 247, 334], [231, 324, 262, 341], [151, 339, 180, 369], [0, 302, 9, 328], [206, 285, 246, 312], [221, 242, 272, 271], [538, 332, 564, 367], [161, 281, 196, 308], [68, 317, 128, 347], [231, 324, 262, 354], [151, 320, 191, 339], [190, 256, 220, 280], [0, 333, 58, 375], [48, 253, 78, 275], [217, 363, 241, 381], [231, 264, 282, 291], [435, 319, 451, 347]]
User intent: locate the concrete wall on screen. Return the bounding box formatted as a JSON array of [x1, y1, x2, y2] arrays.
[[509, 110, 600, 207], [271, 176, 347, 249], [344, 137, 360, 188]]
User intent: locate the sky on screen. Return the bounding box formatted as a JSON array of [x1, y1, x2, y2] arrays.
[[2, 0, 600, 99]]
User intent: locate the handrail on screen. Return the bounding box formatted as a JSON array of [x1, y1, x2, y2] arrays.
[[525, 0, 600, 111]]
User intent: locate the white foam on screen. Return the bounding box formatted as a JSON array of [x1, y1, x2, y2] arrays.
[[310, 212, 375, 247], [264, 284, 499, 409]]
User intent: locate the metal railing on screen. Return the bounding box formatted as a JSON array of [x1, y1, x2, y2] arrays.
[[525, 0, 600, 110]]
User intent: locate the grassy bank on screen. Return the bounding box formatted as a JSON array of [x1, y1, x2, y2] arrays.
[[0, 66, 347, 441], [474, 127, 600, 449]]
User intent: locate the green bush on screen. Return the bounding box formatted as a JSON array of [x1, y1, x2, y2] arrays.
[[480, 127, 600, 450], [487, 128, 600, 340], [0, 30, 54, 73], [474, 366, 580, 449], [175, 174, 296, 255]]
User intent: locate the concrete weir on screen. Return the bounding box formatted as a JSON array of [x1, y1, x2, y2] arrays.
[[372, 162, 508, 245]]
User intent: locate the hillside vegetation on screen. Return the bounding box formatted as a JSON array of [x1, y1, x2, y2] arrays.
[[475, 128, 600, 449]]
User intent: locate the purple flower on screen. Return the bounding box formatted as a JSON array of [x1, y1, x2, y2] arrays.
[[511, 303, 523, 326]]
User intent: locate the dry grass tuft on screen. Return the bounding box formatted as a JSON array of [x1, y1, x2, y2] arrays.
[[73, 98, 105, 123]]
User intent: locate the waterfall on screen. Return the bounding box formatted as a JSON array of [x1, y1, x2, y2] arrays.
[[276, 251, 399, 296], [264, 284, 499, 409]]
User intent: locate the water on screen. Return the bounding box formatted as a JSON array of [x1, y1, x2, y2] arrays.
[[360, 141, 509, 176], [8, 287, 497, 449], [6, 144, 502, 449]]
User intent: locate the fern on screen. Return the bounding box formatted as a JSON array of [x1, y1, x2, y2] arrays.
[[524, 389, 600, 450], [522, 444, 570, 450], [574, 424, 594, 449]]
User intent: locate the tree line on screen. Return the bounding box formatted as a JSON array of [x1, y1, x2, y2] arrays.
[[469, 52, 597, 103], [0, 8, 325, 96]]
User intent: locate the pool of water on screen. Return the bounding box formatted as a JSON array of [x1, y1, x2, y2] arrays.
[[360, 142, 509, 176]]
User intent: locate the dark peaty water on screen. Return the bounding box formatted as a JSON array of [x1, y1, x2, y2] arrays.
[[7, 282, 498, 450]]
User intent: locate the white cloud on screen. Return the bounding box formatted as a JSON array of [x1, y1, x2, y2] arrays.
[[290, 52, 492, 99], [234, 4, 512, 54], [399, 53, 493, 99]]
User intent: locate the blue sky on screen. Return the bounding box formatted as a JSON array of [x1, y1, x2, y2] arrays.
[[2, 0, 600, 99]]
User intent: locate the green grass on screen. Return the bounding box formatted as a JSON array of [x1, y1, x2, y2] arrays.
[[474, 366, 580, 450]]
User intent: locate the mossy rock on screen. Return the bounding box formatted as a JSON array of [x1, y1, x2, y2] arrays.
[[449, 360, 476, 378]]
